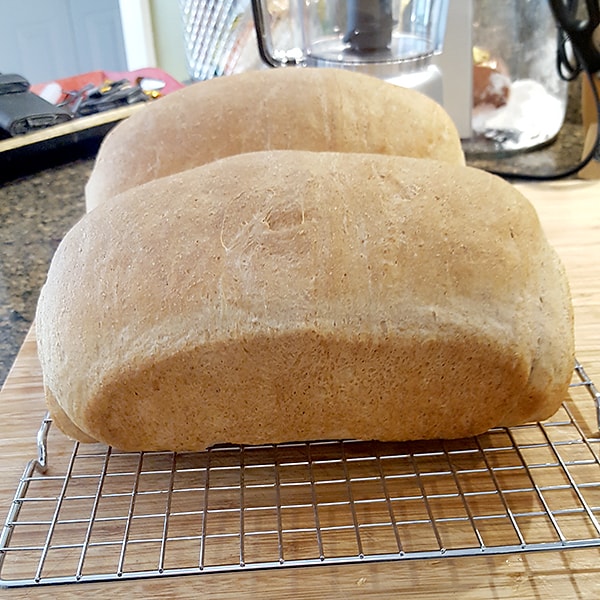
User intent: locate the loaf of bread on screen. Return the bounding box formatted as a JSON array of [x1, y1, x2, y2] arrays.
[[84, 68, 465, 212], [36, 150, 574, 452]]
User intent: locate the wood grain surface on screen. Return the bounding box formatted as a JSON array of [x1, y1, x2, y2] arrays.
[[0, 179, 599, 598]]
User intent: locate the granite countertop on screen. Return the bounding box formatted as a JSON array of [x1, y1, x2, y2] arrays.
[[0, 118, 587, 388], [1, 159, 91, 384]]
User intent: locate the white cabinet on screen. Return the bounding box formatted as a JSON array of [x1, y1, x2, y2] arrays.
[[0, 0, 127, 84]]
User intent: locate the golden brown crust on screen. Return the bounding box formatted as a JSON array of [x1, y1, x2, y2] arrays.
[[37, 151, 574, 451], [84, 68, 465, 212]]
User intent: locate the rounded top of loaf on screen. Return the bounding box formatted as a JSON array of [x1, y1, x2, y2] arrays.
[[84, 68, 465, 212]]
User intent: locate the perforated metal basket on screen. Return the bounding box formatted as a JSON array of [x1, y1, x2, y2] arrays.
[[180, 0, 256, 80]]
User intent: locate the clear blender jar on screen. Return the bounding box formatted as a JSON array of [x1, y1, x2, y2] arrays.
[[250, 0, 450, 104]]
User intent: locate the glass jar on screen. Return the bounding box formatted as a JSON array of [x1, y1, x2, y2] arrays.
[[462, 0, 568, 157]]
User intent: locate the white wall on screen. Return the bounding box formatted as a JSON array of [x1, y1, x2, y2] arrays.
[[119, 0, 187, 81], [149, 0, 188, 81]]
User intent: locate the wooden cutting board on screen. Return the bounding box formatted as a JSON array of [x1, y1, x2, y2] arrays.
[[0, 180, 599, 599]]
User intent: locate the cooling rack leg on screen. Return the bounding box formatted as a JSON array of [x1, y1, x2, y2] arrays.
[[34, 413, 52, 474]]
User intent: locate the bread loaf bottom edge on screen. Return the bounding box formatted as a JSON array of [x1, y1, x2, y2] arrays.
[[49, 327, 570, 452]]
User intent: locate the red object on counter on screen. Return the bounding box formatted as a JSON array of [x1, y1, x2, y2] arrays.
[[30, 68, 184, 104]]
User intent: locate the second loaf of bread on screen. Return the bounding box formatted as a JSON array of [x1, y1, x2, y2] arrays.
[[84, 68, 465, 211], [36, 151, 574, 452]]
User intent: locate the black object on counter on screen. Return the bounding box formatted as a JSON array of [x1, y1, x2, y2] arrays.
[[0, 73, 72, 137], [548, 0, 600, 78], [61, 79, 149, 117]]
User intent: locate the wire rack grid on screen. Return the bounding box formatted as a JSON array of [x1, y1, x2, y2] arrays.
[[0, 361, 599, 588]]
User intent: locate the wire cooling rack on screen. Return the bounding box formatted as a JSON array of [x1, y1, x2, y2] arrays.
[[1, 362, 599, 588]]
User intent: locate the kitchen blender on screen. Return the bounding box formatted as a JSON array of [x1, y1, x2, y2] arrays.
[[250, 0, 450, 104]]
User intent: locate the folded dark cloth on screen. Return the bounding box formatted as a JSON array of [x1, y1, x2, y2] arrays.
[[0, 73, 72, 136]]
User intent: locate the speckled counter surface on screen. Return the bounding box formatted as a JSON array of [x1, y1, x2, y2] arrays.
[[1, 159, 91, 385], [0, 121, 588, 388]]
